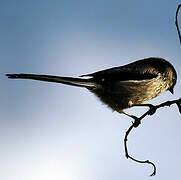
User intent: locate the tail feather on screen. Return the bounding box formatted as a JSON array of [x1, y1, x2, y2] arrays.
[[6, 74, 96, 88]]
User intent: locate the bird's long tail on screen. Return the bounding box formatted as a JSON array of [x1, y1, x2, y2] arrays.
[[6, 73, 96, 88]]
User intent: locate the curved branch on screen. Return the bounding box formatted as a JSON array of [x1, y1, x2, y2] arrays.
[[124, 123, 156, 176], [175, 4, 181, 45], [124, 98, 181, 176]]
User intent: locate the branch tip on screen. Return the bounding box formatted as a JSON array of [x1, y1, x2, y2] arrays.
[[175, 4, 181, 45]]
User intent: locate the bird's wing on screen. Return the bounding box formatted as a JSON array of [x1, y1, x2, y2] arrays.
[[80, 66, 157, 81]]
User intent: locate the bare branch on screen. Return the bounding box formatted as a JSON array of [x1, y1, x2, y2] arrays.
[[124, 122, 156, 176], [175, 4, 181, 45], [176, 101, 181, 113], [124, 98, 181, 176]]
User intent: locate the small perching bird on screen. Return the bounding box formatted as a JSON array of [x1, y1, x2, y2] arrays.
[[6, 57, 177, 114]]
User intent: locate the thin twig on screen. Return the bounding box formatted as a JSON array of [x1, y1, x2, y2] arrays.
[[124, 122, 156, 176], [175, 4, 181, 45], [124, 98, 181, 176], [176, 101, 181, 113]]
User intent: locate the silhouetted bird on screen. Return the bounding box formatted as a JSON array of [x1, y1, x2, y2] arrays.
[[6, 57, 177, 114]]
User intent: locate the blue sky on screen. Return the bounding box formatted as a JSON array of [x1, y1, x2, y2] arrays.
[[0, 1, 181, 180]]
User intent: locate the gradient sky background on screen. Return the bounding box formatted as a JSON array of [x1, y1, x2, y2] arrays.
[[0, 0, 181, 180]]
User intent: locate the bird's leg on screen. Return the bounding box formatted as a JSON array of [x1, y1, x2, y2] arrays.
[[120, 103, 159, 127], [122, 111, 136, 119], [122, 112, 141, 128], [132, 104, 157, 115]]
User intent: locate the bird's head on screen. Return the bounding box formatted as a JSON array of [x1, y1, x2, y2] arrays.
[[167, 64, 177, 94], [148, 57, 177, 94]]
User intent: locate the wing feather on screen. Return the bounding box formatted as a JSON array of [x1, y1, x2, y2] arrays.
[[81, 66, 157, 81]]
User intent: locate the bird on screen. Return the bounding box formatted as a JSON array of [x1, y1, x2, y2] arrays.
[[6, 57, 177, 115]]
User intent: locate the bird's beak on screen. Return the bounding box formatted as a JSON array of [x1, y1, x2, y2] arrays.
[[169, 87, 174, 94]]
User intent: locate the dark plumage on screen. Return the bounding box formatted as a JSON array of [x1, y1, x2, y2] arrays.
[[6, 57, 177, 113]]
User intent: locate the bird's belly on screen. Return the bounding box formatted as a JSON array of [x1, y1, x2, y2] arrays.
[[92, 78, 169, 112]]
